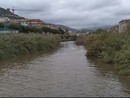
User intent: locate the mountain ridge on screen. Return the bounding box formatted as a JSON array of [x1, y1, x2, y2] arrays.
[[46, 23, 78, 32]]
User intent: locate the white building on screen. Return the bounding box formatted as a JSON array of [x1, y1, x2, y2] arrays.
[[119, 19, 130, 33], [0, 17, 10, 23], [0, 17, 6, 22]]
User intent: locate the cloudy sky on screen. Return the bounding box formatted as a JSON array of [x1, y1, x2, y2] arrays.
[[0, 0, 130, 29]]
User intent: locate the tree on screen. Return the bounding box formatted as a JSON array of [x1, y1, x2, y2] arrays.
[[59, 28, 65, 34], [95, 28, 105, 34], [8, 24, 20, 30], [0, 23, 4, 28], [41, 27, 50, 33]]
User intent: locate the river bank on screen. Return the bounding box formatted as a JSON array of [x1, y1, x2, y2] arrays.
[[76, 32, 130, 76], [0, 33, 60, 60]]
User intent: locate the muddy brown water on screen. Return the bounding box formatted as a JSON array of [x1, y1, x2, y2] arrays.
[[0, 41, 130, 97]]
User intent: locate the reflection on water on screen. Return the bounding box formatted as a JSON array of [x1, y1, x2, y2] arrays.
[[87, 59, 130, 95], [0, 41, 130, 97]]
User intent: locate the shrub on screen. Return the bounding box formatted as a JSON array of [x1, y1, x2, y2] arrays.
[[0, 34, 60, 60], [77, 31, 130, 75]]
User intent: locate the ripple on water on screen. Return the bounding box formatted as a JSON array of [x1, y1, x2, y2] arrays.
[[0, 41, 129, 97]]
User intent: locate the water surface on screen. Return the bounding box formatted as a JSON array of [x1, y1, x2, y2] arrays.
[[0, 41, 130, 97]]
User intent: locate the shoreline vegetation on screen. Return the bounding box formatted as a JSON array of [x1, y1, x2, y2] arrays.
[[0, 33, 60, 60], [76, 31, 130, 76]]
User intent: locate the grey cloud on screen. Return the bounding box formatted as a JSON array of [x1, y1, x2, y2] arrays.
[[88, 0, 120, 10], [0, 0, 130, 29], [115, 8, 130, 16]]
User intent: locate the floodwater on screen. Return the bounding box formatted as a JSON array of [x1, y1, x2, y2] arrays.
[[0, 41, 130, 97]]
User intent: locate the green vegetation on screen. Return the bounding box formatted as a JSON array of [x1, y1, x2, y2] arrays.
[[61, 35, 77, 42], [41, 27, 65, 34], [0, 23, 66, 34], [0, 23, 4, 28], [75, 35, 86, 45], [76, 31, 130, 76], [7, 24, 65, 34], [0, 34, 60, 60]]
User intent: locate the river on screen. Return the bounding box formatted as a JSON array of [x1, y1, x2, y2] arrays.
[[0, 41, 130, 97]]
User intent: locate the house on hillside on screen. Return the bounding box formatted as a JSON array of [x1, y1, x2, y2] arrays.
[[28, 19, 45, 28], [0, 17, 10, 23], [0, 17, 12, 33], [12, 19, 28, 26], [12, 19, 45, 28], [119, 19, 130, 33]]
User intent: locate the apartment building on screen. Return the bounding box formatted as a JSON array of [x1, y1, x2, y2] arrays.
[[12, 19, 45, 28], [119, 19, 130, 33], [13, 19, 28, 26], [28, 19, 45, 28]]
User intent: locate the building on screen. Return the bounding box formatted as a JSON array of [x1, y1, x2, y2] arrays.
[[28, 19, 45, 28], [0, 17, 10, 23], [119, 19, 130, 33], [0, 17, 6, 22], [12, 19, 28, 26], [107, 25, 119, 33], [12, 19, 45, 28], [112, 25, 119, 33]]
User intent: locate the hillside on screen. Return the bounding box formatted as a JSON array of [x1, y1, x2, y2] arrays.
[[77, 29, 93, 33], [0, 7, 24, 19], [46, 23, 78, 33], [57, 25, 78, 32], [0, 7, 78, 33], [77, 25, 113, 33]]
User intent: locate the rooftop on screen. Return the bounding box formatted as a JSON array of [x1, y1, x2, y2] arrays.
[[119, 19, 130, 23]]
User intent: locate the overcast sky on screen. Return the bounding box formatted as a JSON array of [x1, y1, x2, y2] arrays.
[[0, 0, 130, 29]]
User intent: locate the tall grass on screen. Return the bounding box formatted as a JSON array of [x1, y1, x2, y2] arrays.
[[0, 33, 60, 60], [76, 32, 130, 76]]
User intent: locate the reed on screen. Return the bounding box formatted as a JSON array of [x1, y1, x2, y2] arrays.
[[0, 33, 60, 60], [76, 32, 130, 75]]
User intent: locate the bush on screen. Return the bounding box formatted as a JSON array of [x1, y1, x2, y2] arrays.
[[77, 32, 130, 75], [75, 36, 87, 45], [0, 34, 60, 60], [0, 23, 4, 28]]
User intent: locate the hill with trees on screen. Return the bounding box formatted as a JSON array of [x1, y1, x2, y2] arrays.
[[0, 7, 24, 19]]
